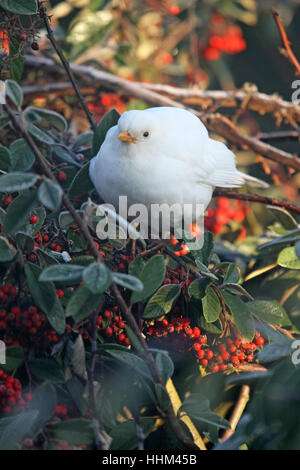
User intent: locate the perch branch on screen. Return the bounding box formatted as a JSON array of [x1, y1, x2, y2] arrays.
[[24, 55, 300, 172], [221, 385, 250, 442], [213, 189, 300, 215], [272, 8, 300, 76]]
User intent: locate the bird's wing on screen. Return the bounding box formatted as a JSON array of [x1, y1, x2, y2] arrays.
[[199, 138, 244, 188]]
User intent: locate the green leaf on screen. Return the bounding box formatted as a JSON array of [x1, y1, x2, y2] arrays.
[[0, 145, 11, 171], [38, 179, 62, 211], [50, 419, 94, 446], [1, 346, 24, 371], [25, 263, 65, 334], [29, 358, 65, 383], [223, 283, 253, 300], [195, 258, 218, 280], [0, 172, 38, 192], [131, 255, 166, 303], [82, 262, 112, 294], [112, 272, 143, 291], [66, 285, 101, 322], [256, 326, 292, 363], [5, 79, 23, 108], [143, 284, 181, 319], [278, 246, 300, 270], [52, 145, 81, 167], [156, 351, 174, 383], [268, 206, 298, 230], [180, 394, 230, 430], [128, 255, 145, 278], [0, 236, 14, 262], [201, 231, 214, 266], [224, 263, 240, 284], [202, 287, 221, 323], [9, 139, 35, 171], [222, 291, 255, 341], [25, 107, 67, 131], [248, 300, 291, 326], [92, 109, 120, 155], [0, 410, 39, 450], [1, 0, 38, 14], [189, 278, 210, 299], [29, 383, 57, 430], [3, 189, 38, 235], [102, 348, 152, 381], [39, 264, 84, 283], [28, 124, 55, 145], [8, 37, 24, 82], [68, 162, 94, 196], [15, 232, 34, 252], [110, 418, 156, 450]]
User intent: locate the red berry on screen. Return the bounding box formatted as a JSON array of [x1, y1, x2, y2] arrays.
[[104, 310, 112, 319], [56, 289, 64, 299], [168, 5, 180, 15], [30, 215, 38, 224], [201, 359, 208, 367], [58, 171, 67, 181], [255, 337, 265, 346], [211, 365, 219, 373], [105, 327, 113, 336], [4, 197, 11, 205], [206, 350, 214, 360]]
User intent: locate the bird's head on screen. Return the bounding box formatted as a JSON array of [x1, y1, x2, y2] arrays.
[[117, 110, 159, 146]]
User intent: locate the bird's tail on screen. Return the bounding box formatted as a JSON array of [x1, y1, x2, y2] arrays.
[[237, 171, 269, 189]]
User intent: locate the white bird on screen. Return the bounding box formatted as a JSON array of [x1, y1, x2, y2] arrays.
[[89, 107, 267, 234]]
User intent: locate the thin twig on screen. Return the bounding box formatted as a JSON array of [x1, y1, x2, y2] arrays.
[[272, 8, 300, 76], [213, 189, 300, 215], [221, 385, 250, 442], [38, 3, 96, 130]]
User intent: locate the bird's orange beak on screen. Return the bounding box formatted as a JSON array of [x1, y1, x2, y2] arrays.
[[117, 131, 137, 143]]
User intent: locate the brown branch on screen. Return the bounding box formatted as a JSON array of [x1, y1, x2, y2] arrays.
[[24, 55, 300, 172], [207, 114, 300, 172], [38, 3, 97, 131], [272, 8, 300, 76], [213, 189, 300, 215], [24, 55, 300, 122], [221, 385, 250, 442], [256, 130, 300, 142]]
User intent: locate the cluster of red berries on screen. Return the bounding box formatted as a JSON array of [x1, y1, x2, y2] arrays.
[[0, 369, 31, 415], [101, 308, 131, 346], [0, 284, 17, 304], [0, 302, 59, 349], [146, 316, 264, 373], [205, 197, 249, 240], [53, 404, 68, 419], [204, 14, 246, 61]]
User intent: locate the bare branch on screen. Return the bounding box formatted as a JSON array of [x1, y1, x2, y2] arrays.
[[272, 8, 300, 76]]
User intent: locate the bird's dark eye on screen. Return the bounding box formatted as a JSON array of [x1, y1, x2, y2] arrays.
[[143, 131, 149, 137]]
